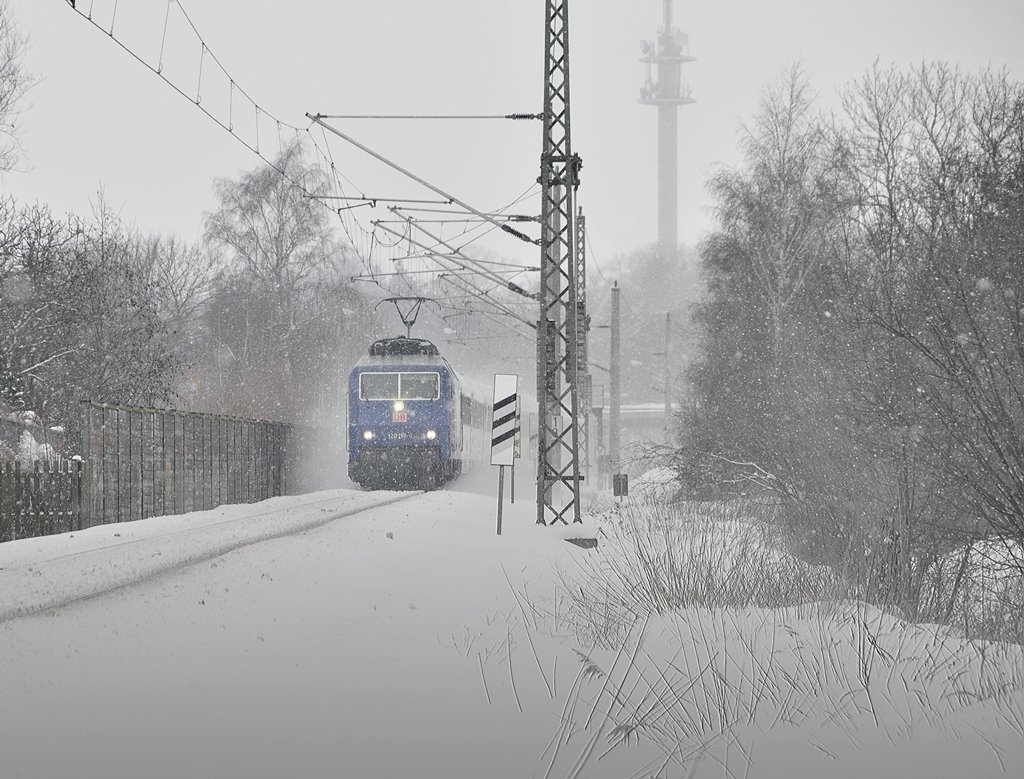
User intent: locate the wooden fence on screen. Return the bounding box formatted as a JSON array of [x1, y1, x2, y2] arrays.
[[0, 402, 346, 542], [0, 460, 83, 542], [80, 401, 298, 528]]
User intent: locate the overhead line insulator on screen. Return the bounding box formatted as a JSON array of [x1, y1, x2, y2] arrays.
[[508, 282, 538, 301], [502, 225, 540, 245]]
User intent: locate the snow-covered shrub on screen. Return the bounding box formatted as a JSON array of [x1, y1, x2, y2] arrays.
[[17, 429, 56, 468], [561, 498, 842, 646], [919, 538, 1024, 645]]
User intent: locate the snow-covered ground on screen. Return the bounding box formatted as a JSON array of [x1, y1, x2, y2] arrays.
[[0, 469, 1022, 778]]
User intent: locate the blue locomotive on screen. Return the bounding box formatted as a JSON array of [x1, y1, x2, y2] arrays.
[[346, 336, 489, 490]]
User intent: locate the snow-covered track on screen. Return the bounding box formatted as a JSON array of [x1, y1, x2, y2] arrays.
[[0, 490, 424, 624]]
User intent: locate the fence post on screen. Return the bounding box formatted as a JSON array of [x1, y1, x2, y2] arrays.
[[13, 460, 22, 540], [141, 410, 152, 520], [33, 461, 43, 538], [73, 458, 83, 532], [80, 401, 93, 529], [0, 463, 7, 542]]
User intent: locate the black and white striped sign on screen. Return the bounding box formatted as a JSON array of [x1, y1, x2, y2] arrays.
[[490, 374, 519, 467]]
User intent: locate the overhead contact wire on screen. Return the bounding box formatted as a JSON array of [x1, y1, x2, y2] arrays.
[[65, 1, 381, 278]]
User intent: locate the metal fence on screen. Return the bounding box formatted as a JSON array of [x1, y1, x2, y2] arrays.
[[80, 401, 298, 528], [0, 460, 83, 542]]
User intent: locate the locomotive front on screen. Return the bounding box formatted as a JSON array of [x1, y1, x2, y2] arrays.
[[347, 337, 461, 490]]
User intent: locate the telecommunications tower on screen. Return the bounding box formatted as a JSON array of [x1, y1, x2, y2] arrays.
[[640, 0, 695, 260]]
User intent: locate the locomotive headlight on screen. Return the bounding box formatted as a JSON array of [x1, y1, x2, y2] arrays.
[[393, 400, 406, 412], [425, 429, 437, 441], [362, 430, 375, 441]]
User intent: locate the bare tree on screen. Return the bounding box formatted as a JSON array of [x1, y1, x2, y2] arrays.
[[0, 201, 79, 418], [58, 196, 181, 413], [136, 236, 214, 328], [685, 65, 849, 490], [706, 65, 835, 373], [200, 142, 363, 420], [0, 1, 34, 171], [205, 141, 337, 304], [123, 235, 216, 403], [680, 60, 1024, 624], [847, 66, 1024, 550], [0, 195, 183, 457]]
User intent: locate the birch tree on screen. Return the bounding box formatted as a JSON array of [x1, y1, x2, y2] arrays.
[[201, 142, 362, 420]]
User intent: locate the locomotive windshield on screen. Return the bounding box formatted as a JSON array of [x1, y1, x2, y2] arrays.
[[399, 373, 440, 400], [359, 371, 439, 400], [359, 373, 399, 400]]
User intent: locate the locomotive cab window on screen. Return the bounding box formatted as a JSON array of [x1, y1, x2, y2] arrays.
[[399, 372, 440, 400], [359, 372, 439, 401], [359, 373, 400, 400]]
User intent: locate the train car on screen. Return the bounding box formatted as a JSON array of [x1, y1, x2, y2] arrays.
[[346, 336, 490, 490]]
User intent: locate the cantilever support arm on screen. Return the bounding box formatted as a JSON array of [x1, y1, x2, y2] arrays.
[[307, 113, 540, 247]]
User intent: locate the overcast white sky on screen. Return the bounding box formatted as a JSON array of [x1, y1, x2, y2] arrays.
[[5, 0, 1024, 267]]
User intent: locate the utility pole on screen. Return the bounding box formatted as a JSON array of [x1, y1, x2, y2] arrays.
[[537, 0, 584, 526], [640, 0, 695, 261], [610, 282, 621, 475], [664, 312, 671, 424]]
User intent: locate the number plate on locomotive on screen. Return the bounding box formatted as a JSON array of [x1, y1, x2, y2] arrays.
[[392, 411, 408, 423]]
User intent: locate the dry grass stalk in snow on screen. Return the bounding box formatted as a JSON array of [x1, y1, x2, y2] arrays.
[[468, 494, 1024, 777]]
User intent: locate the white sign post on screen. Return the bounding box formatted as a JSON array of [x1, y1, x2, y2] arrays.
[[491, 374, 519, 535]]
